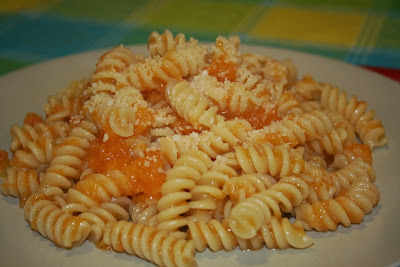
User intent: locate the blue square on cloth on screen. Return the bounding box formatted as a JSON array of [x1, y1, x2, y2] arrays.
[[0, 12, 134, 62]]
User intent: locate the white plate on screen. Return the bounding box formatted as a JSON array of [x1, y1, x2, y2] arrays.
[[1, 45, 399, 267]]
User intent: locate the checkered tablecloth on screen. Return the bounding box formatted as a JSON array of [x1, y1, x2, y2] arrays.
[[1, 0, 400, 81]]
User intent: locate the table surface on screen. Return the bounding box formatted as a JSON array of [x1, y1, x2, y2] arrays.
[[1, 0, 399, 81]]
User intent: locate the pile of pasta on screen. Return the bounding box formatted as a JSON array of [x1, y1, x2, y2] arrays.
[[0, 30, 385, 267]]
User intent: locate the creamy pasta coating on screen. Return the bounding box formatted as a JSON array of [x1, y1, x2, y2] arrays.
[[0, 30, 385, 267]]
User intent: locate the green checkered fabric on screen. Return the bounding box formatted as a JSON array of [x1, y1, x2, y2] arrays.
[[1, 0, 399, 75]]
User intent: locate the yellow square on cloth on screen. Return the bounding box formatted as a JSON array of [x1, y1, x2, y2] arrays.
[[130, 0, 258, 34], [251, 7, 366, 47]]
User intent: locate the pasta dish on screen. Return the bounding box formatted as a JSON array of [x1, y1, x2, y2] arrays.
[[0, 30, 385, 267]]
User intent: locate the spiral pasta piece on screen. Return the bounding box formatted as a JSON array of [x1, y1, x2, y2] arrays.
[[240, 53, 269, 74], [327, 111, 357, 144], [84, 45, 137, 97], [292, 74, 322, 102], [93, 105, 136, 137], [10, 122, 69, 153], [203, 79, 262, 114], [160, 131, 230, 165], [166, 80, 220, 130], [1, 167, 39, 203], [214, 151, 241, 171], [312, 158, 376, 202], [102, 220, 196, 267], [228, 179, 308, 239], [12, 136, 54, 168], [210, 118, 253, 150], [295, 179, 380, 231], [41, 120, 98, 190], [320, 84, 387, 148], [126, 45, 207, 92], [157, 150, 212, 232], [60, 200, 130, 243], [24, 193, 91, 248], [306, 127, 348, 155], [255, 217, 313, 249], [223, 175, 306, 207], [188, 219, 238, 252], [67, 171, 127, 208], [258, 110, 334, 147], [148, 30, 194, 57], [235, 143, 305, 177], [45, 99, 76, 124], [187, 164, 237, 221], [261, 57, 296, 99], [44, 80, 86, 123], [276, 91, 302, 117], [299, 100, 322, 113], [188, 216, 312, 252]]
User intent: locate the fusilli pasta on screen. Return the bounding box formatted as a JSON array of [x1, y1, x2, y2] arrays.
[[157, 150, 212, 232], [102, 220, 196, 267], [319, 84, 387, 148], [24, 193, 91, 248], [41, 120, 98, 191], [148, 29, 197, 57], [228, 177, 309, 239]]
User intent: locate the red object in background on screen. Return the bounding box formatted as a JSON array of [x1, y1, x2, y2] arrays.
[[362, 66, 400, 83]]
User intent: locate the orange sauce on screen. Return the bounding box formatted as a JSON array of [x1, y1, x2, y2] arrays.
[[207, 40, 237, 82], [143, 90, 166, 106], [23, 113, 43, 126], [120, 149, 166, 198], [87, 135, 166, 199], [344, 143, 372, 165], [134, 106, 155, 137], [0, 150, 9, 173], [245, 106, 280, 129], [170, 111, 199, 135], [220, 106, 280, 130], [208, 56, 237, 82], [88, 136, 133, 173]]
